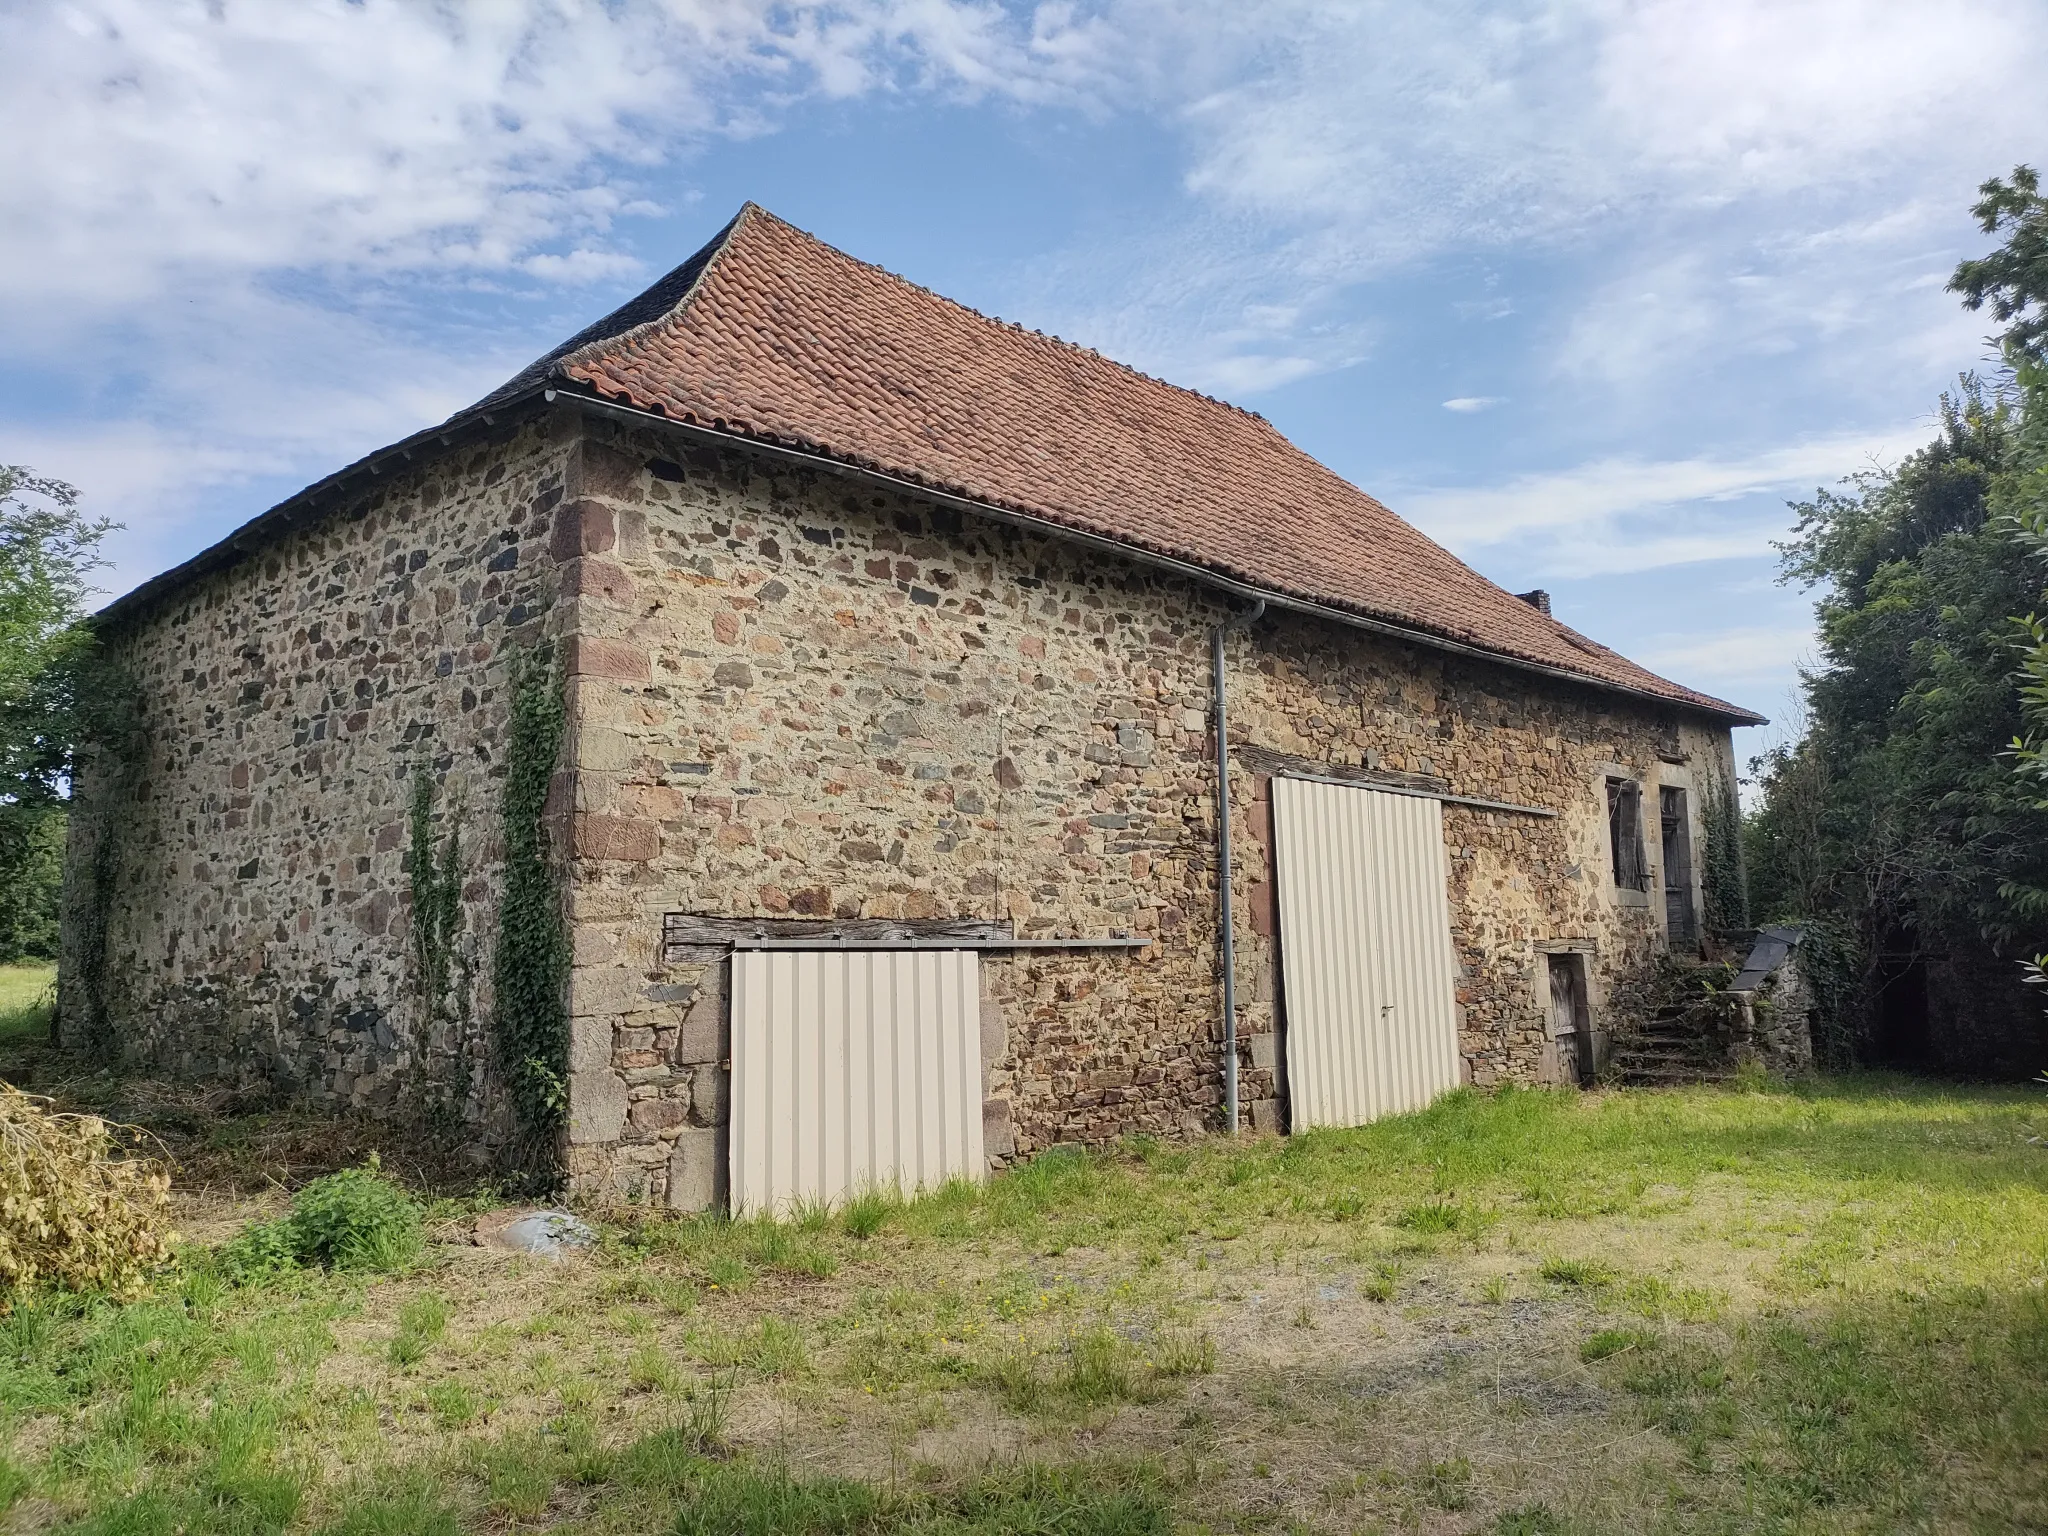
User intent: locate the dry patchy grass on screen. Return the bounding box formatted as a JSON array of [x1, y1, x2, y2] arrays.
[[0, 1075, 2043, 1533]]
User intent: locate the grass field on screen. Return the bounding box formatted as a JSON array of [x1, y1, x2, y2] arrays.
[[1, 1073, 2045, 1533], [0, 961, 54, 1045]]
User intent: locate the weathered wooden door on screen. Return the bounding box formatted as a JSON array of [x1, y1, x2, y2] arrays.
[[1660, 787, 1697, 947], [1547, 952, 1592, 1087]]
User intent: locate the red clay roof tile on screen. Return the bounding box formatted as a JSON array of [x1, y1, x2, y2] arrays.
[[518, 204, 1760, 723]]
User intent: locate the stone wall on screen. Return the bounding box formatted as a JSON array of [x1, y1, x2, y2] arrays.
[[549, 412, 1741, 1203], [59, 397, 1745, 1194], [58, 410, 582, 1137], [1225, 614, 1739, 1101]]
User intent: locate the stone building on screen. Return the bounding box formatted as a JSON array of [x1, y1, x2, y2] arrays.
[[61, 205, 1762, 1206]]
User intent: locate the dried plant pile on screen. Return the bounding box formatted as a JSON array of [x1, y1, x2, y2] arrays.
[[0, 1082, 173, 1304]]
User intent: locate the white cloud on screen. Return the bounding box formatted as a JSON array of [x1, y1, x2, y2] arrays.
[[1009, 0, 2048, 402], [1144, 0, 2048, 258], [1, 283, 516, 594], [1635, 624, 1820, 709], [0, 0, 1100, 315], [6, 0, 2045, 672], [0, 0, 1108, 590], [1400, 428, 1930, 552]]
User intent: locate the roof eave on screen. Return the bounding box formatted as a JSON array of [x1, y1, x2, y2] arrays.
[[546, 383, 1769, 729], [87, 371, 1767, 731], [91, 387, 555, 631]]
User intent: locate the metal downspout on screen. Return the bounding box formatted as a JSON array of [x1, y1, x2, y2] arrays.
[[1213, 599, 1266, 1134]]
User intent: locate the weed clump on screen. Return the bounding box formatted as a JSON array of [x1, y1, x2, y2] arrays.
[[1396, 1199, 1466, 1234], [841, 1190, 895, 1239], [0, 1083, 173, 1305], [672, 1459, 878, 1536], [654, 1450, 1169, 1536], [1538, 1256, 1615, 1289], [1419, 1456, 1473, 1511], [217, 1156, 423, 1281], [1581, 1327, 1655, 1363], [388, 1292, 451, 1367]]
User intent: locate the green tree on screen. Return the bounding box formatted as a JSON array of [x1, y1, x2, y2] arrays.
[[1747, 166, 2048, 1072], [0, 467, 116, 963], [1950, 165, 2048, 369], [1953, 168, 2048, 1049], [1748, 382, 2048, 985]]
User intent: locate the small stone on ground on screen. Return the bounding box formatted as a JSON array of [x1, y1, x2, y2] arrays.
[[474, 1207, 596, 1258]]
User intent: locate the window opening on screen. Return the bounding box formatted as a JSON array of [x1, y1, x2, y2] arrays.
[[1605, 778, 1647, 892]]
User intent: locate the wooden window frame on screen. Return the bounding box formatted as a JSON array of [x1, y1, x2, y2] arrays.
[[1606, 776, 1649, 896]]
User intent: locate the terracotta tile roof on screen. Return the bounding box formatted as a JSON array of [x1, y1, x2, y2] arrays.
[[508, 204, 1760, 723]]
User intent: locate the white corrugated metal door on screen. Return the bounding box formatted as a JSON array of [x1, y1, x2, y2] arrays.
[[1272, 776, 1462, 1128], [729, 949, 984, 1217]]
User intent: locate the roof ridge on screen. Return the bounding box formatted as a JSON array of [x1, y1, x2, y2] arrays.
[[494, 206, 1760, 725], [551, 202, 760, 383], [743, 205, 1275, 428], [460, 206, 752, 419]]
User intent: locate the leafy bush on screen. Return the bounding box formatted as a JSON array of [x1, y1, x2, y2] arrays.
[[213, 1216, 304, 1286], [290, 1160, 422, 1270], [216, 1157, 423, 1281], [0, 1083, 173, 1305], [0, 807, 64, 963]]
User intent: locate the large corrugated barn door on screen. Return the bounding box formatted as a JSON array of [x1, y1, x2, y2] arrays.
[[1272, 776, 1462, 1128], [730, 949, 984, 1217]]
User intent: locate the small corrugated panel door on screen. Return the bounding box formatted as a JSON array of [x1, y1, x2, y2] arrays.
[[1272, 776, 1462, 1128], [730, 949, 984, 1217]]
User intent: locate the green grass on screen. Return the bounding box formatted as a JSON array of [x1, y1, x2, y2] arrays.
[[0, 960, 54, 1043], [2, 1075, 2044, 1531]]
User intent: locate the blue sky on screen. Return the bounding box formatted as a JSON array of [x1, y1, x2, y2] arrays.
[[7, 1, 2048, 772]]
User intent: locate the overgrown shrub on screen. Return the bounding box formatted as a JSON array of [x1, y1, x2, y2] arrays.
[[0, 1083, 173, 1305], [1610, 955, 1745, 1046], [492, 643, 570, 1167], [217, 1156, 423, 1281], [1791, 915, 1866, 1069]]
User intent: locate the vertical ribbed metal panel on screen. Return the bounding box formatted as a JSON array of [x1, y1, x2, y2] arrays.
[[730, 949, 984, 1217], [1272, 776, 1462, 1129]]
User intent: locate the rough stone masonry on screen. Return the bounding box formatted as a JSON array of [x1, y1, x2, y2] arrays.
[[61, 398, 1744, 1203]]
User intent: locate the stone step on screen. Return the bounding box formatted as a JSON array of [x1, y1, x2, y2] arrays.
[[1639, 1018, 1721, 1037], [1618, 1039, 1726, 1055], [1610, 1043, 1724, 1064], [1615, 1063, 1735, 1085]]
